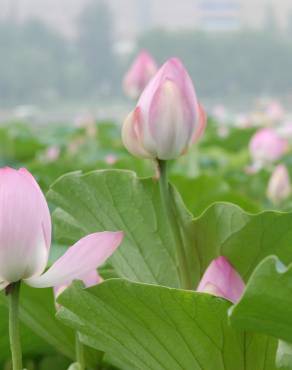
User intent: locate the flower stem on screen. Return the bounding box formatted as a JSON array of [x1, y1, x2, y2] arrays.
[[157, 160, 192, 289], [75, 332, 86, 370], [8, 281, 22, 370]]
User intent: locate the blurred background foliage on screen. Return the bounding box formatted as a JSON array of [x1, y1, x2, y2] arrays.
[[0, 117, 288, 214], [0, 0, 292, 106]]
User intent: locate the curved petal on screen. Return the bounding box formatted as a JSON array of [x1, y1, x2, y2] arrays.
[[25, 231, 123, 288], [138, 58, 198, 121], [122, 108, 153, 158], [197, 256, 245, 303], [192, 103, 207, 143], [0, 167, 51, 283]]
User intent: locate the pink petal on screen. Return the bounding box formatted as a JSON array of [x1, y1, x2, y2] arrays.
[[54, 269, 102, 300], [25, 232, 123, 288], [122, 108, 153, 158], [138, 57, 198, 122], [197, 256, 245, 303], [0, 167, 51, 283], [192, 103, 207, 143], [148, 79, 195, 159]]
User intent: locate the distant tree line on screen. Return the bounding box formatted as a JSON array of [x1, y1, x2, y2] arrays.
[[1, 0, 292, 105], [0, 0, 119, 105], [138, 29, 292, 99]]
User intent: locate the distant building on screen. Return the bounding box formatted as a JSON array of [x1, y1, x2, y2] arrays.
[[1, 0, 292, 40], [197, 0, 242, 31]]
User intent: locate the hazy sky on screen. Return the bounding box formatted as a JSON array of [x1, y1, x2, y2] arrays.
[[0, 0, 90, 36], [1, 0, 291, 39]]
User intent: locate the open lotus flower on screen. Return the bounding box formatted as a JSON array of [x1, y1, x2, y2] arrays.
[[123, 50, 158, 99], [197, 256, 245, 303], [0, 167, 123, 290], [267, 164, 291, 205], [249, 128, 288, 167], [122, 57, 206, 160]]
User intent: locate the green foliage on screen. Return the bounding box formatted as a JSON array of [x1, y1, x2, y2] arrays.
[[57, 280, 277, 370], [49, 169, 292, 287], [230, 256, 292, 342], [1, 116, 292, 368]]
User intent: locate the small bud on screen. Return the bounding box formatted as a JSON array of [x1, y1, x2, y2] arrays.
[[249, 128, 288, 167], [267, 164, 291, 205], [197, 256, 245, 303]]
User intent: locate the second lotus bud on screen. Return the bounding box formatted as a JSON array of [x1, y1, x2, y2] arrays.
[[122, 58, 206, 160]]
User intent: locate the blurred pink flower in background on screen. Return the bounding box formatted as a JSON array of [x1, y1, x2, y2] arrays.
[[277, 121, 292, 140], [123, 50, 158, 99], [122, 57, 206, 160], [212, 104, 228, 123], [45, 145, 60, 162], [265, 100, 285, 122], [197, 256, 245, 304], [105, 154, 118, 165], [235, 113, 251, 128], [74, 112, 95, 128], [267, 164, 291, 205], [249, 128, 288, 167]]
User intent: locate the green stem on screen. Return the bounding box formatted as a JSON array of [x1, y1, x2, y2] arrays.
[[8, 281, 22, 370], [75, 332, 86, 370], [157, 160, 192, 290]]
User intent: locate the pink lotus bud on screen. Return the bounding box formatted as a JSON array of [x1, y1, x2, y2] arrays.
[[122, 58, 206, 160], [0, 167, 123, 290], [123, 50, 158, 99], [249, 128, 288, 166], [267, 164, 291, 205], [197, 256, 245, 303]]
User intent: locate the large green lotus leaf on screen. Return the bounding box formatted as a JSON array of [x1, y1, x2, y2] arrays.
[[48, 170, 292, 289], [221, 215, 292, 281], [48, 170, 187, 288], [57, 280, 277, 370], [48, 170, 250, 288], [230, 256, 292, 342]]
